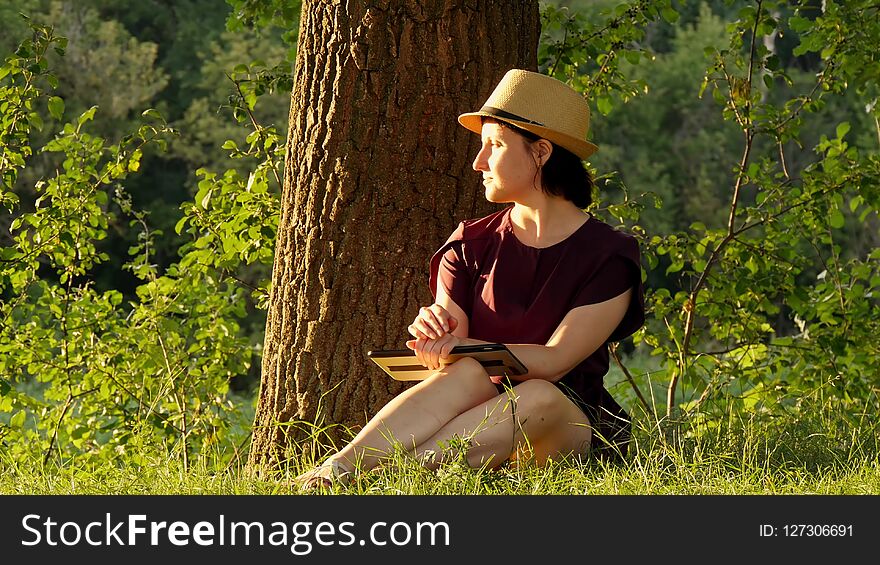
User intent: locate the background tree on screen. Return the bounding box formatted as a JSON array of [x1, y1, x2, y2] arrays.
[[248, 0, 540, 468]]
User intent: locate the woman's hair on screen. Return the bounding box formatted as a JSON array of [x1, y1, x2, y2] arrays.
[[484, 118, 594, 209]]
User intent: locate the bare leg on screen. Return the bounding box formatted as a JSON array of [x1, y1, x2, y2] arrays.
[[329, 357, 498, 472], [414, 379, 593, 470]]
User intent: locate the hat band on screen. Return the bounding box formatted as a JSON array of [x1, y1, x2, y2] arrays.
[[481, 106, 545, 127]]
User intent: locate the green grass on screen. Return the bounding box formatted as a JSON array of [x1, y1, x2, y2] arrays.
[[3, 398, 878, 495]]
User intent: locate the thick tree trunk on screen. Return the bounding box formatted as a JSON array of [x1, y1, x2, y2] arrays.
[[249, 0, 539, 469]]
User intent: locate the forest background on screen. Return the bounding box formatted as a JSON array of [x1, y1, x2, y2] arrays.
[[1, 0, 878, 492]]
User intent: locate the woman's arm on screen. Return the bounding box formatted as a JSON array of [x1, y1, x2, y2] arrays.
[[406, 282, 469, 340], [410, 286, 632, 379], [406, 283, 473, 369], [501, 287, 632, 381]]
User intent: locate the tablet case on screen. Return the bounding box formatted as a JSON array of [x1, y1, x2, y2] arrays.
[[367, 343, 528, 381]]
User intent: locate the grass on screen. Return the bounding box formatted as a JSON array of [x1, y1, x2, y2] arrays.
[[3, 395, 878, 495]]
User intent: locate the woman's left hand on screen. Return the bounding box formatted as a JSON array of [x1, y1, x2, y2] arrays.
[[408, 303, 458, 341], [406, 333, 461, 371]]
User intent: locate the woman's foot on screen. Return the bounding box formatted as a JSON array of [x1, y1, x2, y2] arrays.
[[293, 459, 352, 491]]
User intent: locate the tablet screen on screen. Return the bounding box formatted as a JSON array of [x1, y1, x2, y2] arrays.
[[367, 344, 527, 381]]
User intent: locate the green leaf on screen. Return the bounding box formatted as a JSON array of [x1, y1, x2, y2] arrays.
[[829, 209, 845, 229], [48, 96, 64, 120], [596, 96, 613, 116], [661, 7, 679, 24], [78, 105, 98, 126], [746, 256, 759, 275], [666, 260, 684, 275], [0, 247, 22, 261], [836, 122, 850, 139], [107, 290, 123, 306], [849, 195, 863, 213], [244, 91, 257, 110], [201, 188, 214, 209], [174, 216, 188, 235], [28, 112, 43, 131], [141, 108, 163, 120], [788, 16, 811, 32], [10, 410, 26, 428]]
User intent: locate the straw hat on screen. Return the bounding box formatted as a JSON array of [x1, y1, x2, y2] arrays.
[[458, 69, 598, 159]]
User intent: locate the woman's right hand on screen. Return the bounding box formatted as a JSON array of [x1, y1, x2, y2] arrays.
[[406, 333, 461, 371], [408, 303, 458, 341]]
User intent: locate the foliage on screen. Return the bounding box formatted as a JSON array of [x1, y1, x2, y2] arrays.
[[0, 1, 293, 313], [540, 0, 880, 434], [38, 1, 169, 126], [175, 81, 284, 312], [2, 0, 878, 478], [540, 0, 683, 113], [0, 21, 265, 467], [225, 0, 302, 60], [171, 30, 291, 180], [593, 4, 741, 235]]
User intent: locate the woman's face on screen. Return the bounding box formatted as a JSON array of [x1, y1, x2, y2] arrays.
[[472, 122, 539, 203]]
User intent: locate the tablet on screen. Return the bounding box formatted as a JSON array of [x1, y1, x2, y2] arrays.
[[367, 343, 528, 381]]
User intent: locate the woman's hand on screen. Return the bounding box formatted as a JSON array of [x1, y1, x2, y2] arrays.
[[406, 303, 464, 370], [405, 333, 461, 371], [408, 304, 458, 341]]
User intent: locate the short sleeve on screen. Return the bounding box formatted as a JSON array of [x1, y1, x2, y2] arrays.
[[573, 253, 645, 343], [428, 215, 504, 319], [573, 255, 632, 307], [430, 242, 473, 316]]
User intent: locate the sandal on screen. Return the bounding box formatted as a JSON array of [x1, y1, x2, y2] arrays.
[[293, 459, 352, 491]]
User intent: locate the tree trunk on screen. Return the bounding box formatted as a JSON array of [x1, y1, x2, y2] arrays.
[[249, 0, 539, 469]]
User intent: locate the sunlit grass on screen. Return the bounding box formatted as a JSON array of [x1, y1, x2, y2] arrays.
[[3, 394, 878, 495]]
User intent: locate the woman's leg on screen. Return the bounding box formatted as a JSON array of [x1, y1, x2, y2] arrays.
[[414, 379, 592, 470], [328, 356, 498, 473]]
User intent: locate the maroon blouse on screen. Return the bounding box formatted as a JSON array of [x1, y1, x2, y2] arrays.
[[428, 206, 645, 455]]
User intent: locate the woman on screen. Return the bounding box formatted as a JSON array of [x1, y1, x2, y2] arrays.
[[295, 69, 644, 488]]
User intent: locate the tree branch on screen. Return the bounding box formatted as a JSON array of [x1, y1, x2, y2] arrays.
[[609, 343, 653, 418], [668, 0, 763, 417]]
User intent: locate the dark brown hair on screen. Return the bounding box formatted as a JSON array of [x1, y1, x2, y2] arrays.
[[484, 118, 594, 209]]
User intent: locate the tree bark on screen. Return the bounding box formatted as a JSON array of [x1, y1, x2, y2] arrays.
[[249, 0, 539, 469]]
